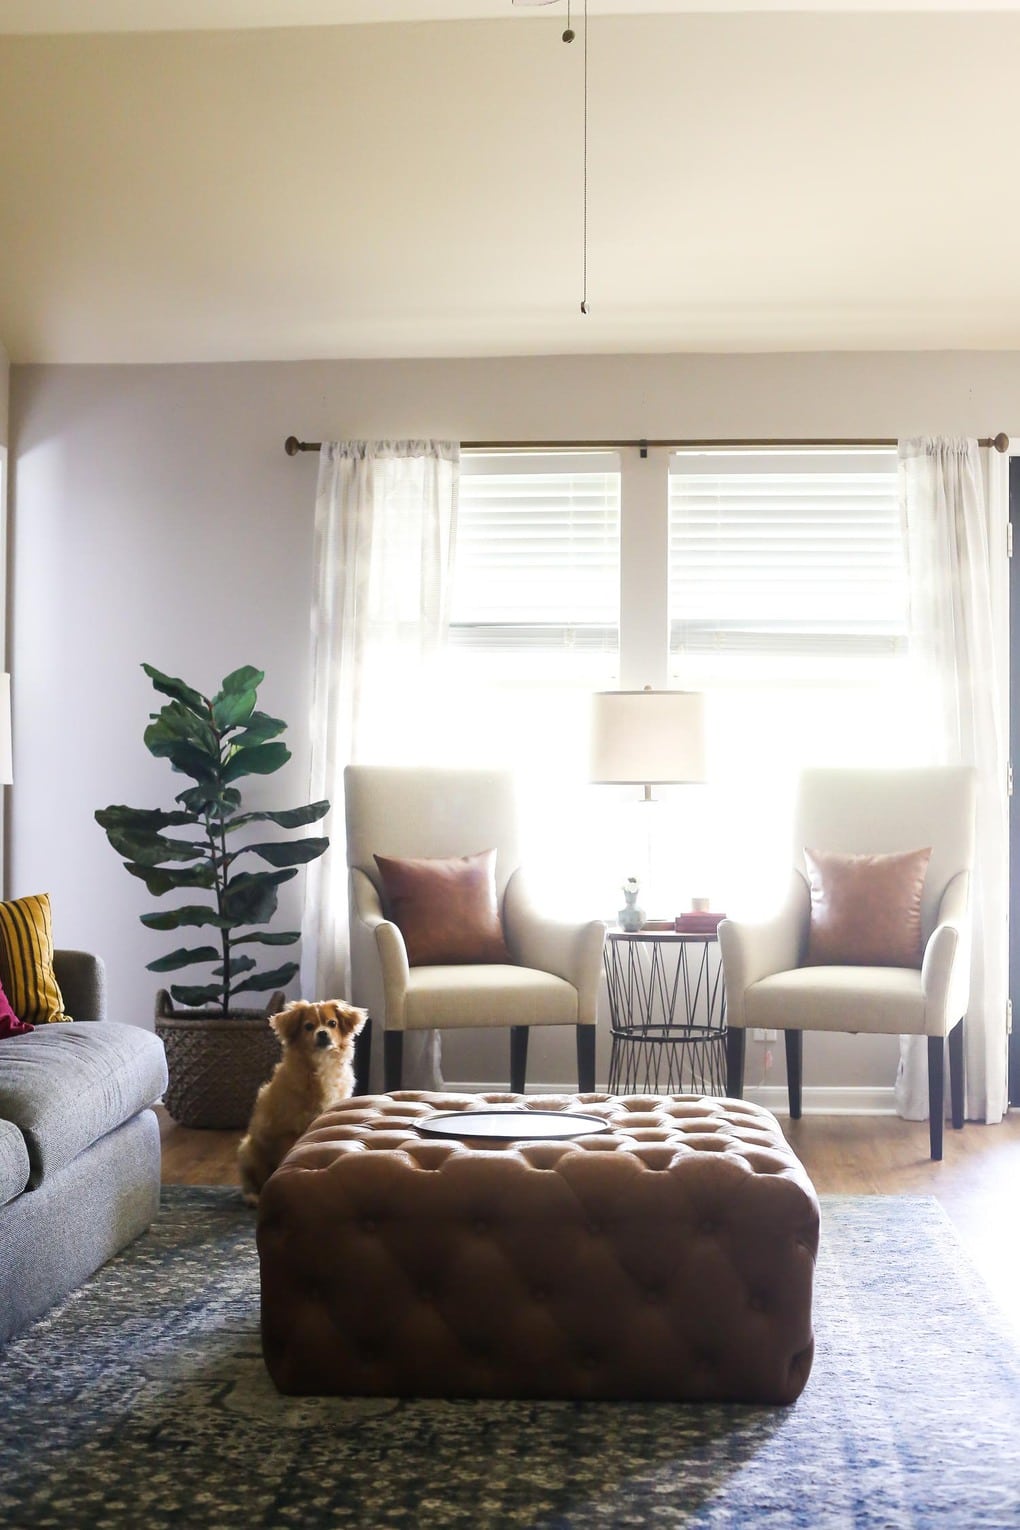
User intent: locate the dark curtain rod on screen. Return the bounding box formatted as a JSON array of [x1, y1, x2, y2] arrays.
[[285, 433, 1011, 458]]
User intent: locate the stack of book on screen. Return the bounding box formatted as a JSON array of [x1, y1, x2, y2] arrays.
[[673, 911, 726, 934]]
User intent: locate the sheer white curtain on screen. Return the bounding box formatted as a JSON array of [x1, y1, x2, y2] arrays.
[[302, 440, 459, 1089], [895, 437, 1009, 1124]]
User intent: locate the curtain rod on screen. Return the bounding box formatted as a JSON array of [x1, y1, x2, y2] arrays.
[[285, 433, 1011, 458]]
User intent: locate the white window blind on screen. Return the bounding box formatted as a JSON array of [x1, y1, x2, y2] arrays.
[[669, 450, 906, 660], [451, 452, 620, 658]]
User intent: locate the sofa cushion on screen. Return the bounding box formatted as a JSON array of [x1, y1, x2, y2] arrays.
[[0, 1021, 167, 1187], [0, 1118, 30, 1206], [0, 893, 72, 1024], [374, 849, 511, 966]]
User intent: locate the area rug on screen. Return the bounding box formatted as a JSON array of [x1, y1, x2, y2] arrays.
[[2, 1189, 1019, 1529]]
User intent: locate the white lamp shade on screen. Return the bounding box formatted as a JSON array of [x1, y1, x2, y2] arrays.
[[590, 688, 706, 785], [0, 675, 12, 786]]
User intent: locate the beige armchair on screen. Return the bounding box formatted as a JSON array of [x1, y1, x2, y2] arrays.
[[345, 765, 606, 1093], [719, 766, 977, 1160]]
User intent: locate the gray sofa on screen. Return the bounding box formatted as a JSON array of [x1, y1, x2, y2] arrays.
[[0, 950, 168, 1347]]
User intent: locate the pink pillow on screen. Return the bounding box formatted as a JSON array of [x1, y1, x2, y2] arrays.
[[0, 978, 31, 1038]]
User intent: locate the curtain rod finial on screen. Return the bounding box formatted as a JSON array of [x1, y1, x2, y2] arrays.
[[284, 436, 301, 456], [994, 432, 1010, 454]]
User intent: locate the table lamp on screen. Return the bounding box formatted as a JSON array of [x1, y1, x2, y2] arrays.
[[589, 686, 707, 922]]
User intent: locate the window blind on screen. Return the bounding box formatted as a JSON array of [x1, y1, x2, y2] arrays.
[[451, 453, 620, 654], [668, 450, 906, 659]]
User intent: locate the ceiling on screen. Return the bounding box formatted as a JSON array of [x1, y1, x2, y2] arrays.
[[1, 7, 1019, 363]]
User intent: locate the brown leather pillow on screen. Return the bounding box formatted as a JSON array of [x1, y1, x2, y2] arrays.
[[803, 845, 932, 968], [374, 848, 511, 967]]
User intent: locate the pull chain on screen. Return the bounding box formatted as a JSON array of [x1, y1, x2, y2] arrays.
[[562, 0, 589, 316]]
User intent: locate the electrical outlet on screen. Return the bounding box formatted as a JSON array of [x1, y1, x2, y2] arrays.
[[751, 1028, 778, 1042]]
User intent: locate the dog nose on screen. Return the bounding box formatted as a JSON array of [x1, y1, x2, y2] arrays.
[[315, 1029, 331, 1048]]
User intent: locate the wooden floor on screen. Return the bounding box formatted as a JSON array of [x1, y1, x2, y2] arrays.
[[159, 1104, 1020, 1337]]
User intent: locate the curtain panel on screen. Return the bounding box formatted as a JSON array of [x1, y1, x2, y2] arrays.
[[896, 437, 1009, 1124], [301, 440, 460, 1090]]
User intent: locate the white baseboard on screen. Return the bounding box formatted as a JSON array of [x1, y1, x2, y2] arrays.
[[452, 1080, 898, 1115]]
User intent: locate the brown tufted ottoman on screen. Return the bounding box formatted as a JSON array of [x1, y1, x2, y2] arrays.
[[257, 1092, 819, 1404]]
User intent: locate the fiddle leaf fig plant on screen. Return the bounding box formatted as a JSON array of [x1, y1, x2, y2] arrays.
[[96, 663, 329, 1014]]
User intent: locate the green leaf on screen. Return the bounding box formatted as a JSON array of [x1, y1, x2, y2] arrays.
[[212, 687, 257, 731], [102, 826, 207, 867], [233, 963, 300, 994], [175, 785, 242, 817], [219, 665, 264, 696], [228, 801, 330, 831], [234, 931, 300, 947], [221, 742, 290, 783], [124, 862, 216, 896], [142, 664, 209, 716], [146, 945, 221, 973], [141, 906, 230, 931], [146, 701, 220, 757], [96, 805, 198, 831], [230, 711, 286, 749], [169, 982, 225, 1008], [222, 868, 297, 926], [211, 955, 258, 978], [238, 837, 329, 868], [143, 730, 220, 784]]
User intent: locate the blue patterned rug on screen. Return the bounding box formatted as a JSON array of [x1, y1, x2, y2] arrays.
[[1, 1187, 1019, 1528]]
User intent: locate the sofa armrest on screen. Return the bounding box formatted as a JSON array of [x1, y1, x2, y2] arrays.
[[921, 870, 971, 1032], [349, 868, 410, 1030], [53, 949, 107, 1022], [502, 869, 607, 1024], [717, 875, 808, 1030]]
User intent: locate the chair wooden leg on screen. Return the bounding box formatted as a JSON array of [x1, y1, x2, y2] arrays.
[[577, 1025, 596, 1094], [725, 1028, 746, 1098], [510, 1026, 529, 1094], [785, 1030, 803, 1119], [384, 1031, 404, 1094], [948, 1018, 965, 1130], [353, 1016, 372, 1096], [928, 1035, 945, 1161]]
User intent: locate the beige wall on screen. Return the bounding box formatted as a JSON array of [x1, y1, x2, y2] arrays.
[[9, 349, 1016, 1098]]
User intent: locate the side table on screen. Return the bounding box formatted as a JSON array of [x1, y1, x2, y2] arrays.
[[604, 928, 727, 1096]]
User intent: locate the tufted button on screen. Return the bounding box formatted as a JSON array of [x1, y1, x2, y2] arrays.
[[472, 1218, 489, 1235], [582, 1353, 600, 1369], [533, 1287, 550, 1302], [749, 1292, 768, 1313], [643, 1287, 662, 1305], [587, 1219, 603, 1236], [360, 1218, 377, 1234], [699, 1218, 718, 1236]]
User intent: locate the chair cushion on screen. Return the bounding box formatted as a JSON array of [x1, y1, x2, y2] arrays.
[[804, 846, 931, 968], [375, 849, 511, 966], [0, 893, 72, 1024], [745, 965, 927, 1035], [0, 1118, 30, 1206], [0, 1021, 168, 1186], [403, 964, 578, 1030]]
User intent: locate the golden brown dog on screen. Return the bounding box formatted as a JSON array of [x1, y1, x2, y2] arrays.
[[237, 999, 367, 1205]]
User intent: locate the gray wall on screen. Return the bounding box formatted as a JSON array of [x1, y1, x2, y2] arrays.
[[9, 351, 1018, 1096]]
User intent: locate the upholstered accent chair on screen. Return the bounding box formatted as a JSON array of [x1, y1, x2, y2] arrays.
[[345, 766, 606, 1093], [719, 766, 977, 1160]]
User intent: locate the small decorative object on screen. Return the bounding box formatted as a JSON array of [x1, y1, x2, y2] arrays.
[[618, 876, 646, 932], [95, 664, 331, 1127]]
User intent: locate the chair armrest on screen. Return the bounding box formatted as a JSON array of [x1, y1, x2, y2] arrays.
[[717, 875, 808, 1030], [53, 949, 107, 1022], [349, 868, 410, 1029], [502, 869, 607, 1024], [920, 870, 971, 1031]]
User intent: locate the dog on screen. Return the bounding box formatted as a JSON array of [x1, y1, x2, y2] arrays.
[[238, 999, 367, 1206]]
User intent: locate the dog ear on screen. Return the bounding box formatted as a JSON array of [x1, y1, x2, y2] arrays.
[[331, 1002, 368, 1039], [270, 1002, 308, 1046]]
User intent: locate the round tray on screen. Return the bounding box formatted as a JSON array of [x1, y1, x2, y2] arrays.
[[415, 1109, 612, 1142]]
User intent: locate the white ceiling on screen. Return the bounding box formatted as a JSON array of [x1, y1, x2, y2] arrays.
[[2, 8, 1020, 363]]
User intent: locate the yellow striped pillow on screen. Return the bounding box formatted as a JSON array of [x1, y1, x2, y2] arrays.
[[0, 893, 72, 1024]]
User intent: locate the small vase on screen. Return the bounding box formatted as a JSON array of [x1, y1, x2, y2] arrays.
[[618, 892, 645, 932]]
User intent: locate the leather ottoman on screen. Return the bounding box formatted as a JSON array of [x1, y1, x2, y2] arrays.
[[257, 1092, 819, 1403]]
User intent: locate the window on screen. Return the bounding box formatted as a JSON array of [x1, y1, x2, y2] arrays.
[[438, 452, 621, 905], [668, 449, 921, 913]]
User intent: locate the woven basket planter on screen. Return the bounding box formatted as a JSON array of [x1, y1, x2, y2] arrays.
[[155, 988, 285, 1129]]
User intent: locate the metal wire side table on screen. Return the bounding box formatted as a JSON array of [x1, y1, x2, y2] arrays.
[[604, 929, 728, 1096]]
